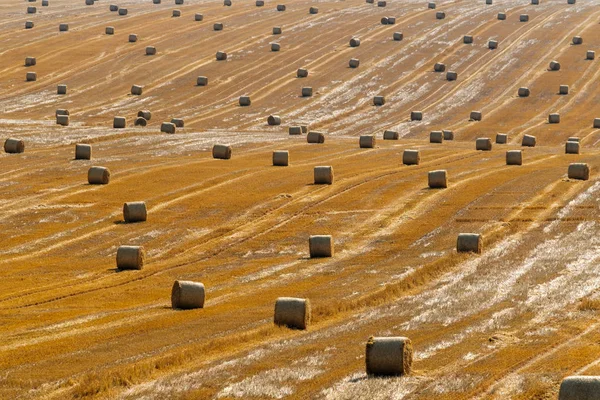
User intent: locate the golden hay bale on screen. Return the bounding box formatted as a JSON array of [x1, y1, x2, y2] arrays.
[[118, 8, 128, 15], [549, 60, 560, 70], [518, 87, 530, 97], [116, 246, 145, 270], [129, 34, 138, 42], [506, 150, 522, 165], [171, 280, 205, 309], [25, 21, 34, 29], [457, 233, 482, 253], [172, 9, 181, 17], [565, 141, 580, 154], [273, 26, 282, 34], [559, 85, 569, 95], [289, 126, 302, 135], [195, 13, 203, 20], [470, 111, 482, 121], [522, 134, 536, 147], [301, 87, 312, 97], [59, 23, 69, 32], [549, 113, 560, 123], [520, 14, 529, 22], [428, 170, 447, 188], [273, 150, 289, 166], [349, 38, 361, 47], [464, 35, 473, 44], [161, 122, 176, 134], [113, 116, 126, 128], [75, 144, 91, 160], [366, 336, 412, 376], [476, 138, 492, 151], [57, 84, 67, 94], [373, 96, 385, 106], [436, 11, 445, 19], [171, 118, 184, 128], [383, 130, 399, 140], [123, 201, 147, 222], [403, 150, 420, 165], [131, 85, 143, 95], [277, 4, 286, 11], [110, 4, 118, 11], [106, 26, 114, 34], [134, 117, 147, 126], [359, 135, 375, 148], [558, 376, 600, 400], [587, 50, 595, 60], [498, 12, 506, 20], [496, 133, 507, 144], [443, 130, 454, 140], [393, 32, 403, 41], [216, 51, 228, 61], [271, 43, 281, 51], [307, 131, 325, 143], [411, 111, 423, 121], [239, 96, 251, 106], [428, 2, 435, 8], [430, 130, 443, 143], [214, 23, 224, 31], [88, 166, 110, 184], [197, 76, 208, 86], [446, 71, 457, 80], [4, 138, 25, 154], [138, 110, 151, 120], [349, 58, 360, 68], [297, 68, 308, 77], [309, 235, 333, 257], [488, 40, 498, 49], [27, 6, 36, 13], [267, 115, 281, 125], [274, 297, 310, 329], [309, 6, 318, 14], [212, 144, 232, 159], [568, 163, 589, 180], [26, 72, 37, 81], [314, 166, 333, 184], [145, 46, 156, 56], [25, 56, 36, 66], [56, 115, 69, 126], [256, 0, 264, 5], [434, 62, 446, 72], [572, 36, 583, 45]]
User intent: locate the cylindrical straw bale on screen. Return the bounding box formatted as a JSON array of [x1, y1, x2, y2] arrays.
[[216, 51, 227, 60], [498, 12, 506, 20], [289, 126, 302, 135], [256, 0, 264, 5], [214, 23, 224, 31], [129, 34, 138, 42], [350, 38, 360, 47], [123, 201, 147, 222], [274, 297, 310, 329], [25, 21, 34, 29], [434, 62, 446, 72], [4, 139, 25, 154], [486, 0, 492, 4], [309, 235, 333, 257], [302, 87, 313, 97], [138, 110, 151, 120], [377, 1, 386, 6], [373, 96, 385, 106], [457, 233, 482, 253], [428, 170, 447, 188], [446, 71, 457, 80], [488, 40, 498, 49], [271, 43, 281, 51], [313, 165, 334, 185], [307, 131, 325, 143], [476, 138, 492, 151], [430, 130, 443, 143], [56, 109, 69, 116], [383, 130, 398, 140], [520, 14, 529, 22], [349, 58, 360, 68], [567, 0, 576, 3], [171, 280, 205, 309], [27, 6, 37, 13], [496, 133, 507, 144], [145, 46, 156, 55], [506, 150, 522, 165], [549, 113, 560, 123], [56, 115, 69, 126], [366, 337, 412, 376], [593, 118, 600, 128], [212, 144, 232, 160], [443, 130, 454, 140], [267, 115, 281, 125], [560, 85, 569, 95], [25, 57, 36, 66], [522, 134, 536, 147], [239, 96, 251, 106], [171, 118, 184, 128], [88, 166, 110, 184], [273, 150, 289, 166], [411, 111, 423, 121], [273, 26, 282, 34], [173, 9, 181, 17], [531, 0, 539, 3], [470, 111, 482, 121], [381, 17, 389, 24], [359, 135, 375, 148], [559, 376, 600, 400], [277, 4, 286, 10], [196, 76, 208, 86], [161, 122, 176, 134], [436, 11, 445, 19], [195, 13, 203, 21], [463, 35, 473, 44], [118, 8, 128, 15], [565, 141, 580, 154], [153, 0, 161, 3], [309, 7, 318, 14], [403, 150, 420, 165], [131, 85, 143, 95], [568, 163, 589, 180], [518, 87, 530, 97], [297, 68, 308, 77], [110, 4, 118, 11], [393, 32, 403, 41], [75, 144, 91, 160], [176, 0, 184, 4], [26, 72, 37, 81], [572, 36, 582, 45], [113, 116, 126, 128], [428, 2, 435, 8], [116, 245, 145, 270], [549, 60, 560, 70], [587, 51, 595, 60], [134, 117, 147, 126], [106, 26, 115, 35]]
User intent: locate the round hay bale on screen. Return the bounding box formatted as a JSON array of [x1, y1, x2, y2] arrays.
[[381, 17, 389, 25], [470, 111, 482, 121], [587, 50, 595, 60], [434, 62, 446, 72], [172, 9, 181, 17], [171, 118, 184, 128], [309, 6, 318, 14], [498, 12, 506, 20], [301, 125, 309, 133], [411, 111, 423, 121], [377, 1, 386, 6], [267, 115, 281, 125], [506, 150, 522, 165], [25, 57, 36, 66], [113, 116, 126, 128], [443, 130, 454, 140], [85, 0, 94, 4], [567, 0, 576, 3], [488, 40, 498, 49], [106, 26, 115, 35], [58, 83, 69, 94], [224, 0, 231, 5], [118, 8, 128, 15], [520, 14, 529, 22], [153, 0, 161, 3], [116, 245, 144, 270], [549, 60, 560, 70], [446, 71, 457, 80], [522, 134, 536, 147], [216, 51, 227, 60], [560, 85, 569, 95], [212, 144, 232, 159], [301, 87, 313, 97], [297, 68, 308, 77], [568, 137, 580, 142], [56, 115, 69, 126], [138, 110, 151, 120], [518, 87, 530, 97], [4, 139, 25, 154], [27, 6, 36, 14], [314, 166, 333, 184], [366, 0, 374, 3], [239, 96, 251, 106], [403, 150, 420, 165], [277, 4, 286, 11], [559, 376, 600, 400], [573, 36, 582, 45], [256, 0, 264, 6], [56, 109, 69, 116], [25, 21, 34, 29], [123, 201, 147, 222], [110, 4, 118, 11], [430, 130, 443, 143], [134, 117, 147, 126], [274, 297, 310, 329], [593, 118, 600, 128], [196, 76, 208, 86], [531, 0, 539, 4], [436, 11, 445, 19], [496, 133, 508, 144], [88, 166, 110, 184], [75, 144, 92, 160], [565, 141, 580, 154], [349, 58, 360, 68], [486, 0, 492, 4], [289, 126, 302, 135], [273, 26, 282, 34], [568, 163, 589, 180], [373, 96, 385, 106], [350, 38, 360, 47], [145, 46, 156, 56], [366, 337, 412, 376], [359, 135, 375, 148], [549, 113, 560, 123], [26, 72, 37, 81], [131, 85, 143, 95], [428, 2, 436, 9], [476, 137, 492, 151], [463, 35, 473, 44], [309, 235, 333, 257], [195, 13, 203, 21], [129, 34, 138, 42], [273, 150, 289, 166], [307, 131, 325, 143], [271, 43, 281, 52], [161, 122, 176, 134], [428, 170, 447, 188], [383, 130, 399, 140], [171, 280, 205, 309], [214, 23, 224, 31], [457, 233, 482, 253], [176, 0, 184, 4], [393, 32, 403, 41]]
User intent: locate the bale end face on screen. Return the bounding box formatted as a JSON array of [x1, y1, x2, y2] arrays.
[[457, 233, 482, 253], [366, 337, 413, 376], [116, 245, 145, 270], [314, 166, 334, 184], [309, 235, 333, 257], [171, 280, 205, 309], [274, 297, 311, 329], [123, 201, 147, 223]]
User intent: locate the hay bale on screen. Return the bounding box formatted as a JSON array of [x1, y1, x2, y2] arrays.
[[239, 96, 251, 106], [56, 109, 69, 116], [138, 110, 151, 120], [393, 32, 403, 41], [568, 163, 589, 180], [443, 130, 454, 140], [196, 76, 208, 86], [214, 23, 223, 31], [277, 4, 286, 10], [134, 117, 147, 126], [428, 170, 447, 188], [212, 144, 232, 159], [366, 0, 374, 3], [4, 139, 25, 154], [301, 125, 309, 133], [172, 9, 181, 17], [457, 233, 482, 253], [498, 12, 506, 20], [549, 113, 560, 123], [560, 85, 569, 95], [301, 87, 313, 97], [436, 11, 445, 19], [567, 0, 576, 3], [161, 122, 176, 133], [256, 0, 264, 6], [565, 141, 580, 154], [314, 166, 333, 184], [383, 130, 399, 140], [289, 126, 302, 135], [171, 280, 205, 309], [593, 118, 600, 128], [224, 0, 231, 5], [373, 96, 385, 106], [131, 85, 143, 95], [153, 0, 161, 3], [559, 376, 600, 400], [129, 34, 138, 42], [377, 1, 386, 6], [297, 68, 308, 77], [216, 51, 227, 60], [110, 4, 118, 11], [274, 297, 310, 329], [146, 46, 156, 56], [549, 60, 560, 70], [434, 62, 446, 72], [116, 245, 145, 270], [88, 166, 110, 184], [123, 201, 147, 222], [26, 72, 37, 81], [359, 135, 375, 148], [25, 21, 34, 29], [350, 38, 361, 47], [309, 235, 333, 257], [118, 8, 128, 15], [273, 26, 282, 34], [446, 71, 457, 80], [176, 0, 184, 3], [428, 2, 435, 9], [349, 58, 360, 68], [411, 111, 423, 121], [27, 6, 36, 13], [568, 137, 580, 142], [506, 150, 522, 165], [531, 0, 539, 4], [489, 40, 498, 49], [25, 57, 36, 66], [403, 150, 420, 165], [195, 13, 203, 21], [309, 6, 318, 14], [56, 115, 69, 126], [518, 87, 530, 97], [267, 115, 281, 125], [476, 138, 492, 151], [85, 0, 94, 5], [113, 116, 126, 128], [271, 43, 281, 52], [381, 16, 395, 24], [106, 26, 115, 35], [486, 0, 492, 3], [430, 131, 443, 143], [587, 50, 595, 60], [365, 337, 412, 376], [496, 133, 507, 144], [464, 35, 473, 44], [573, 36, 583, 45], [307, 131, 325, 143], [522, 134, 536, 147], [470, 111, 482, 121], [75, 144, 91, 160], [520, 14, 529, 22], [273, 150, 289, 166], [171, 118, 184, 128]]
